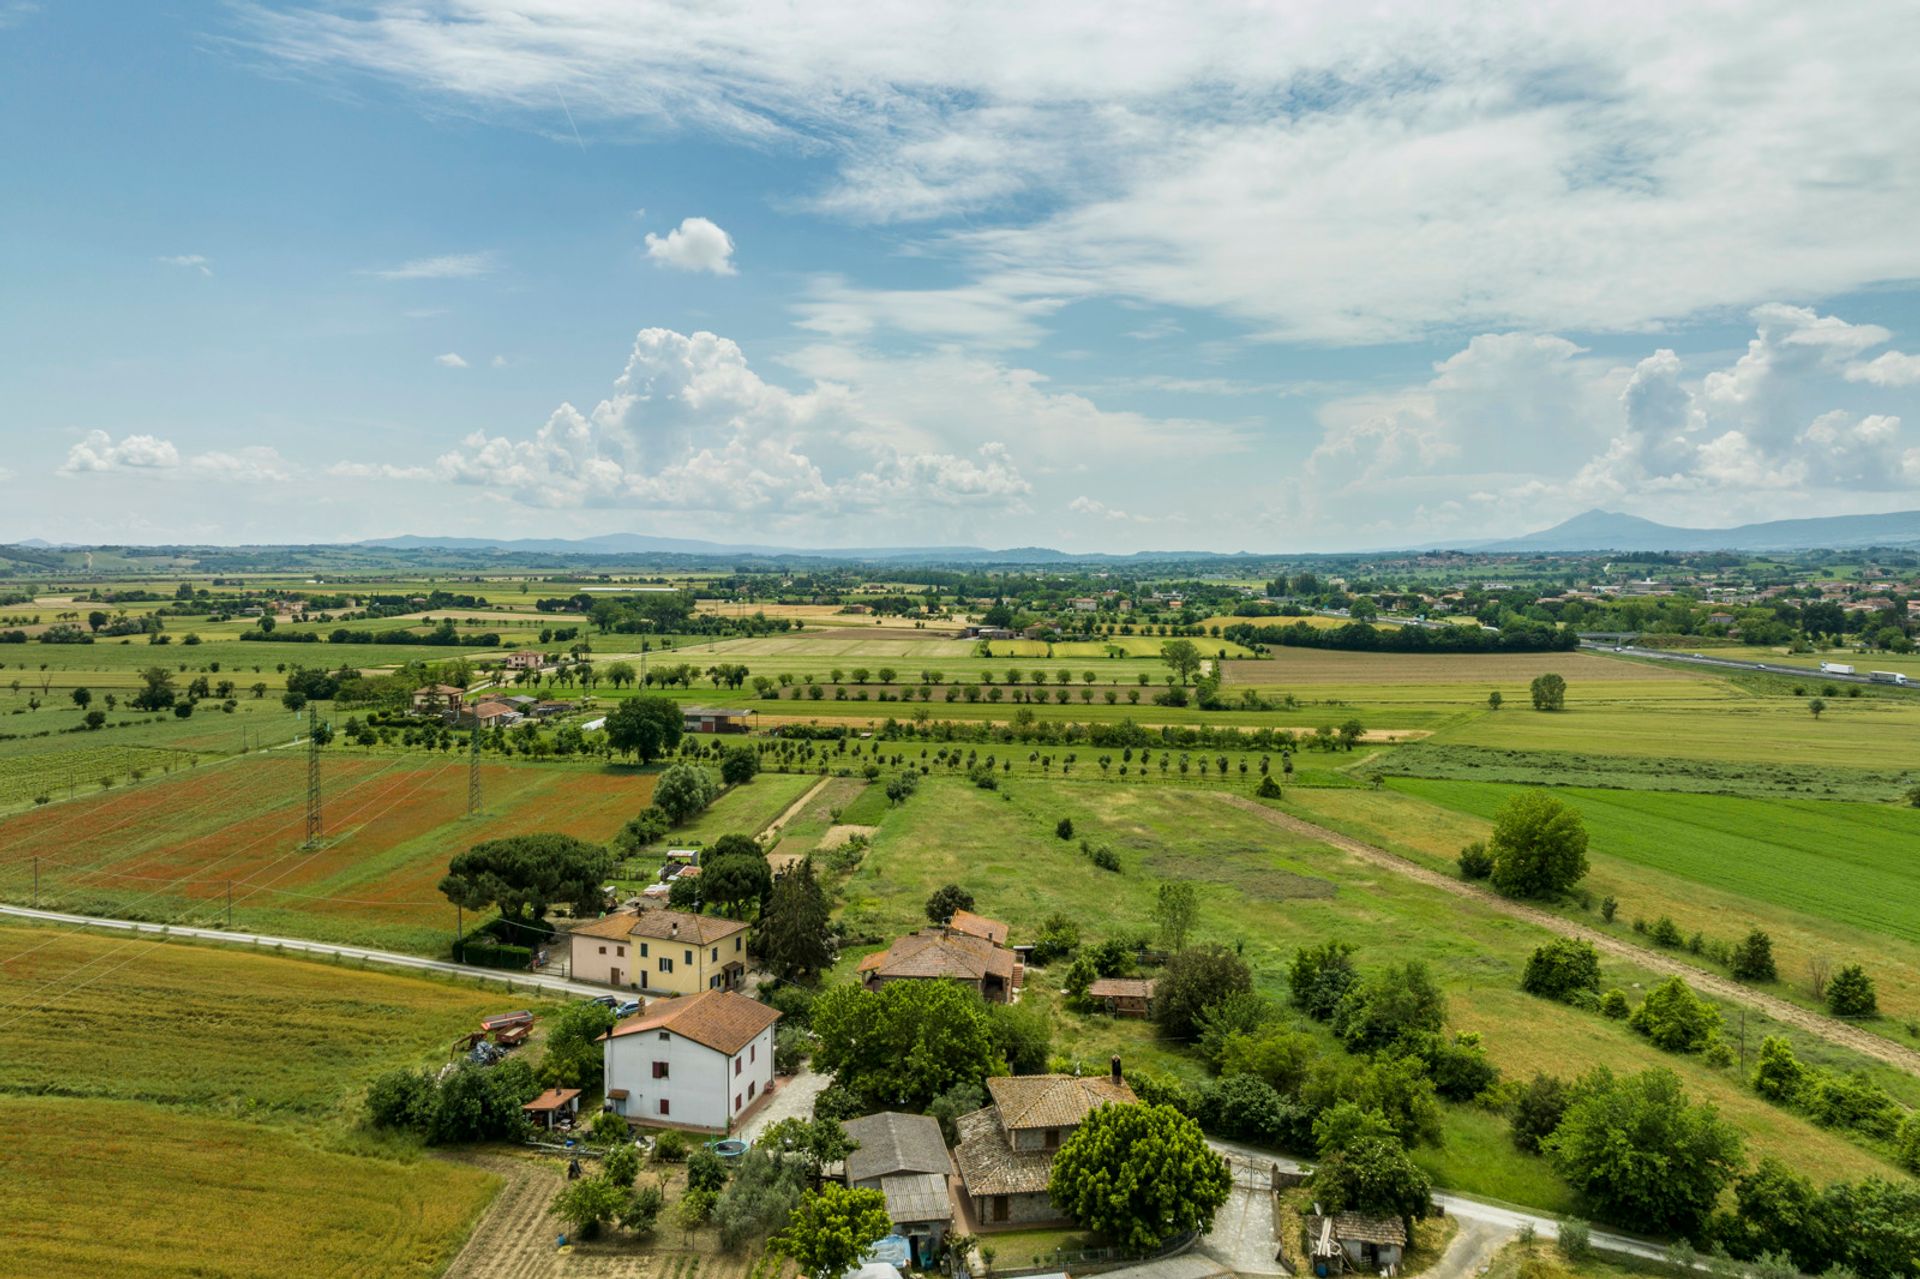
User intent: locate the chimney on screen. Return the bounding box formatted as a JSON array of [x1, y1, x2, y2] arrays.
[[670, 921, 679, 938], [1110, 1055, 1123, 1086]]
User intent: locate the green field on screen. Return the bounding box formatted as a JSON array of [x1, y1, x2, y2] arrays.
[[0, 923, 539, 1278], [832, 775, 1907, 1202]]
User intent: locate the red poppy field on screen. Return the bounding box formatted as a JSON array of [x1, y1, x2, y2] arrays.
[[0, 753, 654, 953]]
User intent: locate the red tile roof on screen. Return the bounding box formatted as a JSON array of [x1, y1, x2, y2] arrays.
[[603, 989, 780, 1056]]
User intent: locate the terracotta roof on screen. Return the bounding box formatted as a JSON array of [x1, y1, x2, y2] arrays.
[[986, 1074, 1135, 1130], [843, 1112, 952, 1183], [1086, 978, 1156, 1000], [948, 910, 1010, 946], [624, 907, 742, 944], [604, 989, 780, 1056], [570, 912, 642, 942], [523, 1088, 582, 1112], [857, 930, 1014, 983], [953, 1105, 1053, 1196]]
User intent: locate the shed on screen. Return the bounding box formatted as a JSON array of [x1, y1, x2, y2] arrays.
[[1085, 977, 1157, 1018], [1307, 1211, 1407, 1274], [523, 1087, 583, 1131]]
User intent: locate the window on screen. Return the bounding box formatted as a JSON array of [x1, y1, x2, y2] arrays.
[[684, 949, 693, 965], [598, 946, 606, 955], [652, 1061, 670, 1079], [657, 1032, 670, 1042], [734, 1056, 741, 1076], [735, 936, 743, 952], [616, 946, 625, 957], [641, 972, 649, 989], [711, 947, 718, 962], [750, 1044, 756, 1063], [659, 1099, 670, 1116], [734, 1093, 742, 1111], [641, 943, 649, 958], [1044, 1128, 1060, 1149], [659, 957, 673, 973], [748, 1081, 756, 1099]]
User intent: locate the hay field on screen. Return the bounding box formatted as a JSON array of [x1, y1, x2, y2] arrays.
[[1221, 649, 1698, 687]]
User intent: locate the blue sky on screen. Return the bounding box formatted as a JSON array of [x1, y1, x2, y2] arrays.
[[4, 1, 1919, 551]]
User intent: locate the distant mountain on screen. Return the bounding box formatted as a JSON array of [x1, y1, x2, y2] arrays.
[[1480, 508, 1920, 553], [352, 533, 1233, 564]]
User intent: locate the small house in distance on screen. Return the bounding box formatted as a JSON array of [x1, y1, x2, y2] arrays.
[[1307, 1211, 1407, 1274], [504, 650, 549, 670], [682, 706, 754, 734], [858, 928, 1017, 1003], [599, 989, 780, 1131], [1085, 976, 1157, 1019], [410, 684, 466, 716], [953, 1061, 1136, 1225], [841, 1111, 954, 1267]]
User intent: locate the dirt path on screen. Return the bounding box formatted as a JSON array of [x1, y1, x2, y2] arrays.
[[758, 775, 832, 840], [440, 1151, 569, 1279], [1218, 794, 1920, 1077]]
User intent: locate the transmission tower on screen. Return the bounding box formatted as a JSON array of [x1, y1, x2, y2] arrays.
[[302, 704, 323, 848], [467, 712, 483, 817]]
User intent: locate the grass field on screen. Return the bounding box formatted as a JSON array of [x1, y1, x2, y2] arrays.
[[0, 923, 548, 1115], [834, 776, 1907, 1205], [1280, 784, 1920, 1055], [0, 926, 530, 1278], [0, 1098, 500, 1279], [673, 770, 822, 842], [0, 754, 653, 952]]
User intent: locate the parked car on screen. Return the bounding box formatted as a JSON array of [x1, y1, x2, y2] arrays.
[[582, 994, 618, 1009], [614, 999, 643, 1017]]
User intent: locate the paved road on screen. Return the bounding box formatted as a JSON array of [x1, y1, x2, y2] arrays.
[[1584, 641, 1914, 689], [0, 903, 613, 1000], [1204, 1137, 1673, 1267]]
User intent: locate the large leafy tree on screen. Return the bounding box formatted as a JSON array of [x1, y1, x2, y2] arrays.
[[653, 763, 718, 823], [760, 858, 835, 980], [540, 1001, 619, 1089], [604, 695, 683, 763], [810, 980, 1005, 1112], [1520, 938, 1603, 1002], [1544, 1066, 1744, 1235], [1154, 943, 1252, 1041], [1312, 1135, 1433, 1226], [774, 1185, 892, 1279], [1628, 976, 1721, 1054], [701, 852, 773, 917], [1487, 790, 1589, 898], [1332, 960, 1447, 1053], [1047, 1103, 1232, 1252], [439, 834, 611, 925]]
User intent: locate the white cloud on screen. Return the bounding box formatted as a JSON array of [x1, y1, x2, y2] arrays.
[[435, 352, 469, 368], [58, 433, 293, 484], [365, 251, 497, 281], [1067, 495, 1184, 525], [1847, 351, 1920, 388], [489, 354, 508, 368], [245, 2, 1920, 344], [158, 254, 211, 277], [643, 217, 737, 275], [60, 431, 181, 473], [328, 460, 437, 480]]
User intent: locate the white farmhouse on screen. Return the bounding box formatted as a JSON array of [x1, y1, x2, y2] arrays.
[[600, 989, 781, 1132]]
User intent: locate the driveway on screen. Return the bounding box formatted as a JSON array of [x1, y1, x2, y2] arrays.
[[735, 1065, 829, 1143], [1199, 1153, 1287, 1276]]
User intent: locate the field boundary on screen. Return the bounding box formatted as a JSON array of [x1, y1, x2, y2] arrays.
[[1219, 794, 1920, 1077]]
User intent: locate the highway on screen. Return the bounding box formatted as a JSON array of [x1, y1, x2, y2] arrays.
[[1581, 641, 1913, 688]]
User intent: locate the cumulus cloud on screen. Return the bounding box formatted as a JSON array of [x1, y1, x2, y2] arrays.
[[60, 431, 181, 473], [158, 254, 211, 276], [59, 433, 293, 483], [435, 352, 469, 368], [364, 251, 497, 281], [643, 217, 736, 275], [340, 328, 1053, 517], [1300, 303, 1920, 533], [243, 2, 1920, 344], [1847, 351, 1920, 388], [1068, 495, 1184, 525]]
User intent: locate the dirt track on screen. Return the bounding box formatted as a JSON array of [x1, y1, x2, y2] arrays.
[[1217, 794, 1920, 1077]]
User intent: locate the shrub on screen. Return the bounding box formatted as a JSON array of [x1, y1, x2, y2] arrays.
[[1055, 817, 1074, 840], [1600, 895, 1618, 923], [1155, 944, 1253, 1041], [1599, 989, 1630, 1020], [1628, 977, 1721, 1054], [1520, 938, 1602, 1003], [1730, 929, 1778, 983], [1256, 774, 1282, 798], [925, 883, 974, 924], [687, 1147, 730, 1193], [1088, 844, 1121, 872], [1826, 964, 1877, 1017], [1648, 916, 1684, 948], [1556, 1219, 1593, 1261], [1509, 1072, 1571, 1154], [652, 1129, 688, 1162], [1287, 939, 1359, 1021], [1457, 840, 1493, 880]]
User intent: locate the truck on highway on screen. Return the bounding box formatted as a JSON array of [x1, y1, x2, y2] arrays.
[[1869, 670, 1910, 686], [1820, 662, 1856, 675]]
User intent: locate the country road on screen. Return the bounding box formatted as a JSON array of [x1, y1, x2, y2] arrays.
[[1583, 641, 1918, 689], [1220, 795, 1920, 1076], [0, 904, 613, 1000]]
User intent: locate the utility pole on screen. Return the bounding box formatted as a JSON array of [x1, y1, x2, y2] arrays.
[[302, 705, 322, 849], [467, 713, 483, 817], [32, 857, 38, 908], [226, 879, 233, 928]]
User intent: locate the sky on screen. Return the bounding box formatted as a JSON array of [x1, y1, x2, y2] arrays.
[[3, 1, 1920, 554]]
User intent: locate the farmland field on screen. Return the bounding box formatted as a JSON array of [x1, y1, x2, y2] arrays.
[[0, 754, 653, 952], [837, 776, 1910, 1202], [0, 1098, 501, 1279], [1280, 783, 1920, 1051]]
